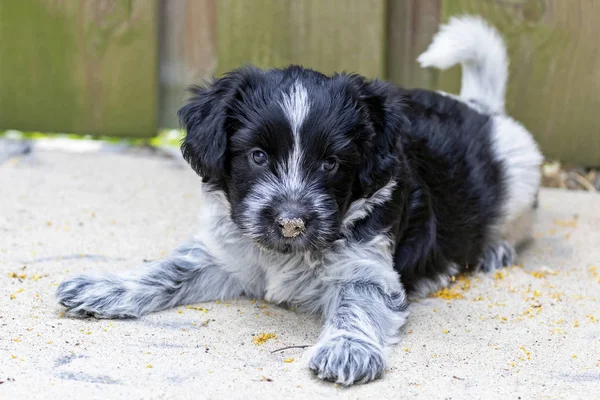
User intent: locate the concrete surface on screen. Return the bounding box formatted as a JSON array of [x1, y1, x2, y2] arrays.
[[1, 143, 599, 400]]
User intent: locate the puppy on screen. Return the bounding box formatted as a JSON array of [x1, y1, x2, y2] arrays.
[[57, 16, 542, 385]]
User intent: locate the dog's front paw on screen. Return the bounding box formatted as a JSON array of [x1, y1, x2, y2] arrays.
[[308, 332, 385, 385], [56, 274, 134, 318]]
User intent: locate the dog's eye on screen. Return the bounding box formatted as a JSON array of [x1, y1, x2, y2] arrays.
[[322, 157, 338, 173], [251, 150, 268, 166]]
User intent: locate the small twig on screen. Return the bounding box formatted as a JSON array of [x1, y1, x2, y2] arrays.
[[452, 375, 465, 381], [270, 344, 312, 353]]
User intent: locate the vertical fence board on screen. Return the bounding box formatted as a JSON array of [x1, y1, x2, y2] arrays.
[[216, 0, 291, 75], [159, 0, 216, 128], [288, 0, 386, 78], [437, 0, 600, 166], [386, 0, 441, 89], [216, 0, 386, 78], [0, 0, 158, 137]]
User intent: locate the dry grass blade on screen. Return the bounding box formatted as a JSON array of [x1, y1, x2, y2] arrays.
[[270, 345, 312, 353]]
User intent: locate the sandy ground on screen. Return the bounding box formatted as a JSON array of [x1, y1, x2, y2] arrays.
[[1, 144, 599, 399]]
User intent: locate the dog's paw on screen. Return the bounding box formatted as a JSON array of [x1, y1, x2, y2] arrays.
[[479, 240, 516, 272], [56, 274, 135, 319], [308, 332, 385, 385]]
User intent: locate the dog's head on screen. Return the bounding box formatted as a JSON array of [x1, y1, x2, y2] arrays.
[[179, 66, 408, 253]]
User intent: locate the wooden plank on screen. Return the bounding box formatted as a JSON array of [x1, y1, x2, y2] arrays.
[[216, 0, 290, 75], [0, 0, 158, 137], [386, 0, 441, 89], [438, 0, 600, 166], [159, 0, 216, 129], [288, 0, 386, 78], [216, 0, 386, 78]]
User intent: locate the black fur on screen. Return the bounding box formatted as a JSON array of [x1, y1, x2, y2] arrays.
[[178, 65, 507, 292]]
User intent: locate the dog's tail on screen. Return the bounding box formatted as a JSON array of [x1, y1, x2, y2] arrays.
[[417, 16, 508, 114]]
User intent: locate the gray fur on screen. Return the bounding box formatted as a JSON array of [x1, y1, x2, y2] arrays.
[[478, 240, 516, 272], [56, 186, 408, 385]]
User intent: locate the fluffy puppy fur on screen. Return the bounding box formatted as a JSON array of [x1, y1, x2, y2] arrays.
[[56, 16, 542, 385]]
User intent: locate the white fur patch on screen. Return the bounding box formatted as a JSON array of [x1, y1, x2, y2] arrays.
[[490, 115, 542, 243], [342, 180, 397, 230], [280, 82, 310, 193]]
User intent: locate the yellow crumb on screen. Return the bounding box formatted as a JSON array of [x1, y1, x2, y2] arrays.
[[252, 333, 277, 345], [494, 270, 507, 280], [146, 364, 153, 368], [86, 331, 92, 335], [519, 346, 531, 360], [11, 355, 17, 359], [533, 290, 541, 297], [283, 357, 294, 363], [553, 219, 577, 228], [16, 288, 24, 293], [177, 309, 183, 314], [574, 320, 580, 328], [431, 287, 465, 300], [47, 341, 52, 344], [404, 348, 409, 352], [10, 294, 16, 300], [442, 329, 449, 334], [572, 355, 577, 359]]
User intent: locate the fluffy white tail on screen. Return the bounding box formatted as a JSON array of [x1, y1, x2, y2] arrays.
[[417, 16, 508, 114]]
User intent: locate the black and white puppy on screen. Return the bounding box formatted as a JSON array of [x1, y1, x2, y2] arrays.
[[57, 17, 542, 385]]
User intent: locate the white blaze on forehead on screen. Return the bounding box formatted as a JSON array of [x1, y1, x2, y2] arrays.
[[279, 82, 310, 193], [281, 81, 310, 137]]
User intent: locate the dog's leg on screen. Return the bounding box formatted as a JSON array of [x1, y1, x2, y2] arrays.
[[56, 239, 245, 318], [308, 238, 409, 385]]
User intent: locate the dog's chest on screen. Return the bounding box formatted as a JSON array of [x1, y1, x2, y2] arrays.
[[260, 252, 324, 310], [198, 198, 325, 307]]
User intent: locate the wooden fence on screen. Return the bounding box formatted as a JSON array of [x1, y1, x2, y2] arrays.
[[0, 0, 598, 165]]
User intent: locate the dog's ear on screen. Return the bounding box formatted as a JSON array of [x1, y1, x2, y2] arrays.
[[353, 78, 410, 197], [178, 66, 262, 182]]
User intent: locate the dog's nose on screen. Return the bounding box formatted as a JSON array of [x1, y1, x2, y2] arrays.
[[276, 215, 306, 238]]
